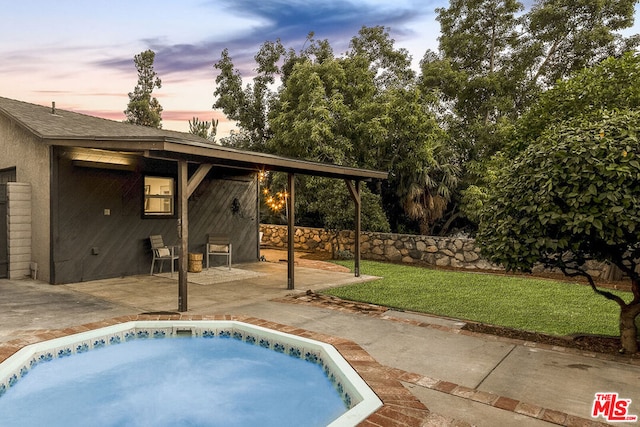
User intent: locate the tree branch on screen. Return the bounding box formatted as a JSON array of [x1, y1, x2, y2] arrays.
[[532, 37, 564, 87], [438, 210, 461, 236], [558, 266, 626, 307]]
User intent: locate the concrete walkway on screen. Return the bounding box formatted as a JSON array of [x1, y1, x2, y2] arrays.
[[0, 256, 638, 426]]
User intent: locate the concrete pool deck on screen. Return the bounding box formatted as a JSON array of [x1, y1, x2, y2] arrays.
[[0, 253, 639, 426]]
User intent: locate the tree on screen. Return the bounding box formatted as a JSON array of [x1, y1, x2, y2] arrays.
[[213, 27, 458, 233], [268, 58, 350, 165], [512, 52, 640, 152], [424, 0, 524, 159], [124, 49, 163, 128], [299, 177, 391, 233], [429, 0, 638, 126], [347, 25, 416, 90], [377, 87, 459, 235], [477, 111, 640, 354], [266, 52, 391, 231], [213, 41, 286, 151], [188, 117, 218, 142], [266, 27, 457, 234], [420, 0, 639, 232], [478, 53, 640, 353], [419, 0, 531, 234], [258, 171, 391, 232], [519, 0, 639, 90]]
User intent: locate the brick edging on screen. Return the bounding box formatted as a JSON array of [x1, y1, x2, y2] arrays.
[[277, 293, 631, 426], [280, 291, 640, 367], [393, 367, 610, 427]]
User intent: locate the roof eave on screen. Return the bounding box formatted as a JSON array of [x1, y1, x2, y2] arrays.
[[45, 138, 388, 181]]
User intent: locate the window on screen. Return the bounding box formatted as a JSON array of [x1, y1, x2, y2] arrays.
[[144, 176, 175, 217]]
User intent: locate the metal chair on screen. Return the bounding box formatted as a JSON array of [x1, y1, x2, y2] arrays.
[[149, 235, 179, 275], [206, 234, 232, 270]]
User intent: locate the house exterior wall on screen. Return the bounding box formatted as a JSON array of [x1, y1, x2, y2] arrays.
[[188, 171, 260, 267], [0, 115, 51, 282], [51, 148, 259, 284]]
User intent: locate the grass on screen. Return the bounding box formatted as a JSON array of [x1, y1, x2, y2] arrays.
[[322, 260, 634, 337]]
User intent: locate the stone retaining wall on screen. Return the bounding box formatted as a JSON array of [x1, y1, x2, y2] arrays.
[[259, 224, 615, 278], [259, 224, 500, 270]]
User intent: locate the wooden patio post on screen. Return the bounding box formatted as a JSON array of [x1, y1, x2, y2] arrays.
[[178, 160, 189, 312], [345, 180, 361, 277], [287, 173, 295, 290]]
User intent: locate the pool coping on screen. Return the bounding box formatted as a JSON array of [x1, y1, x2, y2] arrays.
[[0, 314, 432, 427]]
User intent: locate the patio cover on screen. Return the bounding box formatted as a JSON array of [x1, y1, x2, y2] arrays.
[[0, 97, 388, 311]]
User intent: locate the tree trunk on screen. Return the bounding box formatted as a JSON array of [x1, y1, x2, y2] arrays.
[[438, 211, 461, 236], [619, 304, 640, 354]]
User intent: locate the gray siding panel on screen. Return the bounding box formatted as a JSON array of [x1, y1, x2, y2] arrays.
[[52, 150, 258, 284], [189, 172, 259, 265]]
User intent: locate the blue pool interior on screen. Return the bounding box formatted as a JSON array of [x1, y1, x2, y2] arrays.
[[0, 320, 382, 426]]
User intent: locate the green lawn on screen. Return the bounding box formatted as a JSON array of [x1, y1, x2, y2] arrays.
[[322, 260, 633, 337]]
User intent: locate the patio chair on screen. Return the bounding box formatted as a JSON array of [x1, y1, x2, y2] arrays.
[[206, 234, 232, 270], [149, 235, 179, 276]]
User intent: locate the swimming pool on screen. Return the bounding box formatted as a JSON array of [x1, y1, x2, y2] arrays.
[[0, 320, 382, 426]]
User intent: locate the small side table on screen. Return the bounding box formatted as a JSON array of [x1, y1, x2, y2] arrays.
[[188, 253, 203, 273]]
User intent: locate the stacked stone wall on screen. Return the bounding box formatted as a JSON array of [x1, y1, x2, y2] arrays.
[[259, 224, 499, 270], [259, 224, 614, 278]]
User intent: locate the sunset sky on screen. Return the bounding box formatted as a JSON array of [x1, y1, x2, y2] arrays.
[[1, 1, 637, 136]]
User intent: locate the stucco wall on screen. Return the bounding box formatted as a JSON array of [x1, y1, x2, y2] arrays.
[[0, 115, 50, 282]]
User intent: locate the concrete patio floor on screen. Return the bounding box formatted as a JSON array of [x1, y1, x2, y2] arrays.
[[1, 253, 639, 426]]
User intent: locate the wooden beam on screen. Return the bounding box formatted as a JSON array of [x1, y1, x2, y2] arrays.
[[345, 180, 361, 277], [287, 173, 295, 290], [345, 179, 360, 204], [187, 163, 213, 198], [178, 160, 189, 312]]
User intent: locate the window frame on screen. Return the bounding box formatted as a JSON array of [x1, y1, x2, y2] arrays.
[[142, 175, 177, 219]]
